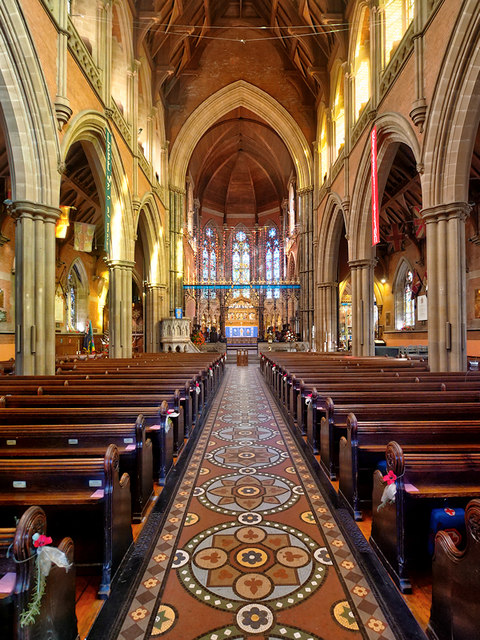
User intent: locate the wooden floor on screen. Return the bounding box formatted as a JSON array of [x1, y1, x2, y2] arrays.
[[76, 482, 164, 640], [75, 444, 433, 640]]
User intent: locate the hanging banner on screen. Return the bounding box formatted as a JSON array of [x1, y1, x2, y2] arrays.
[[371, 126, 380, 246], [56, 206, 71, 239], [104, 128, 112, 252], [74, 222, 96, 252]]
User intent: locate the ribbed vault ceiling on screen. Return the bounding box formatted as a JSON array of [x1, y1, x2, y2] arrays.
[[189, 108, 294, 223]]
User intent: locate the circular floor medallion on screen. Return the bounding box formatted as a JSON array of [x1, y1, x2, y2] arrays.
[[198, 472, 299, 515], [178, 521, 327, 611], [209, 444, 284, 470], [236, 603, 274, 634]]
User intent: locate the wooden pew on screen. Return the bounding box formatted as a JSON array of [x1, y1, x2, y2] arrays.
[[0, 445, 132, 598], [1, 391, 185, 460], [370, 441, 480, 593], [0, 506, 77, 640], [320, 400, 480, 481], [338, 413, 480, 519], [0, 403, 173, 485], [0, 418, 153, 523], [429, 499, 480, 640], [307, 388, 480, 458]]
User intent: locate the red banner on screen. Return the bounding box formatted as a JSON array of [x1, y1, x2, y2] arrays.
[[371, 126, 379, 246]]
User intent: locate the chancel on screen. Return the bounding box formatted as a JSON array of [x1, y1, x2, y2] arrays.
[[1, 1, 480, 640]]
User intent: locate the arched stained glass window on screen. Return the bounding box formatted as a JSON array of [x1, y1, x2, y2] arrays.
[[394, 264, 415, 329], [202, 223, 217, 298], [232, 229, 250, 297], [353, 8, 370, 121], [266, 226, 280, 299], [381, 0, 414, 68]]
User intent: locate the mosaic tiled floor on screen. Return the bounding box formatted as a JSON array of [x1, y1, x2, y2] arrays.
[[117, 366, 396, 640]]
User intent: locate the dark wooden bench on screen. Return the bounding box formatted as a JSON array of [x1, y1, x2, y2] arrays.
[[429, 499, 480, 640], [0, 417, 153, 523], [338, 413, 480, 519], [0, 403, 173, 485], [0, 505, 77, 639], [320, 400, 480, 481], [0, 444, 132, 598], [370, 441, 480, 593]]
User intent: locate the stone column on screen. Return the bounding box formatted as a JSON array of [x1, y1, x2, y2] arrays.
[[368, 1, 381, 108], [169, 187, 185, 314], [99, 0, 112, 107], [106, 260, 134, 357], [317, 282, 339, 351], [423, 202, 470, 371], [12, 201, 58, 374], [410, 0, 427, 131], [54, 0, 72, 130], [349, 258, 376, 356], [298, 187, 314, 343], [145, 284, 164, 352]]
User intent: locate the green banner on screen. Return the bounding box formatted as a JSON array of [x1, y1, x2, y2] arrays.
[[104, 128, 112, 252]]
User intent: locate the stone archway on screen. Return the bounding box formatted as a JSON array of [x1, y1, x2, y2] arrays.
[[0, 0, 61, 374], [420, 1, 480, 370], [169, 80, 313, 191]]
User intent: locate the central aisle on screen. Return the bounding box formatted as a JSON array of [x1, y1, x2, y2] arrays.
[[117, 365, 395, 640]]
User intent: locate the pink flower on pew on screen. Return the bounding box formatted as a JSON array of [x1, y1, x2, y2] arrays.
[[382, 470, 397, 485], [32, 533, 52, 548]]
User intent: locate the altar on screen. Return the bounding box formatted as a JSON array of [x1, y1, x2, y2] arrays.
[[225, 292, 258, 343]]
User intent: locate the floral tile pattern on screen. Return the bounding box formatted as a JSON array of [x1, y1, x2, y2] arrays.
[[117, 366, 395, 640]]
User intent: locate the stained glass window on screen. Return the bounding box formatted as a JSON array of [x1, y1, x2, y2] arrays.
[[232, 230, 250, 290], [266, 226, 280, 298], [202, 223, 217, 298], [395, 266, 415, 329]]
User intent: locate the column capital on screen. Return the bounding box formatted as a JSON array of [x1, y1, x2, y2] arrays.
[[348, 258, 377, 269], [421, 202, 471, 223], [10, 200, 59, 223], [297, 186, 314, 197], [169, 185, 186, 196], [317, 281, 338, 289], [105, 259, 136, 270], [145, 282, 167, 291]]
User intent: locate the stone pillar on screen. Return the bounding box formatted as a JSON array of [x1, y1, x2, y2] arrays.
[[410, 0, 428, 131], [99, 0, 112, 107], [145, 284, 164, 352], [169, 187, 185, 315], [54, 0, 72, 129], [12, 201, 58, 375], [107, 260, 134, 357], [317, 282, 339, 352], [368, 1, 381, 108], [423, 202, 470, 371], [349, 258, 376, 356], [298, 187, 314, 343]]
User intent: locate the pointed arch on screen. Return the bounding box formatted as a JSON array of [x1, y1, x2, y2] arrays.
[[169, 80, 313, 190], [0, 0, 60, 206], [349, 112, 421, 260], [136, 192, 167, 286], [422, 0, 480, 206], [61, 110, 135, 261], [317, 191, 348, 283]]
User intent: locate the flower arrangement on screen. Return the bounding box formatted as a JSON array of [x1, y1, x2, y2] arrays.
[[284, 329, 296, 342], [19, 532, 71, 627], [191, 329, 205, 347]]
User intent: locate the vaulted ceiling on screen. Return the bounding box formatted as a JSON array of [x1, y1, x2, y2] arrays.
[[137, 1, 348, 227], [138, 0, 347, 103], [189, 108, 294, 225]]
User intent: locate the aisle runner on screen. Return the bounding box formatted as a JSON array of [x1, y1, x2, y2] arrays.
[[119, 367, 395, 640]]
